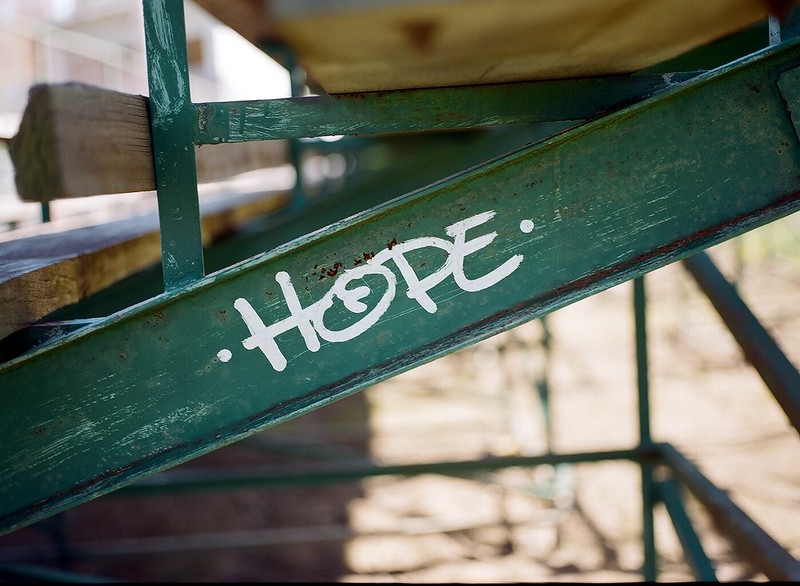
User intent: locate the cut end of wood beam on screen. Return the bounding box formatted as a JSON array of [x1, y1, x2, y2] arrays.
[[8, 83, 288, 202], [8, 83, 156, 202]]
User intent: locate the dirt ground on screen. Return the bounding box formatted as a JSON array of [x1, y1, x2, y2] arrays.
[[0, 213, 798, 583]]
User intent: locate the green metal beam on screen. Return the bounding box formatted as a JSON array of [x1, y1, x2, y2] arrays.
[[114, 448, 642, 497], [658, 443, 800, 581], [656, 479, 718, 582], [634, 277, 658, 581], [682, 251, 800, 435], [3, 40, 800, 535], [195, 73, 699, 143]]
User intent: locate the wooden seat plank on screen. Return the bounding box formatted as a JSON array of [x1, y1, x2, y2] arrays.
[[195, 0, 774, 93], [0, 187, 290, 341], [8, 83, 287, 201]]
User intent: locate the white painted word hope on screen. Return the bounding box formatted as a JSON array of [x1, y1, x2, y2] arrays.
[[230, 211, 527, 371]]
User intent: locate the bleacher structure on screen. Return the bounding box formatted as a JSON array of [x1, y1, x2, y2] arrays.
[[1, 0, 799, 581]]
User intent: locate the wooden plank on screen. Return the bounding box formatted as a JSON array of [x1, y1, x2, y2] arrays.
[[8, 84, 154, 200], [0, 187, 290, 341], [7, 83, 286, 201], [2, 38, 800, 534], [195, 0, 773, 93]]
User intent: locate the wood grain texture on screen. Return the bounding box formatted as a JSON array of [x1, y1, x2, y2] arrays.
[[0, 189, 290, 340], [9, 84, 154, 201], [196, 0, 773, 93], [8, 83, 287, 201]]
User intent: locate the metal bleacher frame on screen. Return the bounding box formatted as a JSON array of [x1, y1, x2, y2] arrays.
[[1, 0, 800, 581]]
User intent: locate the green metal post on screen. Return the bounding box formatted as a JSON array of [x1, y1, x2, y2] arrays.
[[194, 73, 701, 143], [143, 0, 205, 289], [115, 448, 642, 496], [260, 42, 310, 209], [634, 276, 657, 581], [286, 49, 309, 209], [536, 315, 573, 504], [538, 316, 554, 448]]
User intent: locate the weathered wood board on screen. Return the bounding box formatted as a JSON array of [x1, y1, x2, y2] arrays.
[[196, 0, 774, 93], [0, 189, 289, 341], [8, 83, 287, 201]]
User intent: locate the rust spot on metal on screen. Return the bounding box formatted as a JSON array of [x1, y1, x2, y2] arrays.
[[387, 237, 398, 250], [314, 261, 345, 280], [145, 312, 167, 328], [325, 262, 343, 278], [362, 251, 375, 261]]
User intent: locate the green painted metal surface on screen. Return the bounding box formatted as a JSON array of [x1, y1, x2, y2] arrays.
[[116, 449, 641, 497], [656, 479, 718, 582], [683, 251, 800, 434], [3, 40, 800, 535], [195, 73, 699, 143], [144, 0, 205, 289], [659, 443, 800, 581], [634, 277, 658, 581], [778, 63, 800, 141]]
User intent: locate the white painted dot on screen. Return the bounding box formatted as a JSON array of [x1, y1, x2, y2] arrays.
[[519, 219, 535, 233], [217, 348, 232, 363]]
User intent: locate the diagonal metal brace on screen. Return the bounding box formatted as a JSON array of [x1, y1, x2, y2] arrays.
[[2, 40, 800, 535]]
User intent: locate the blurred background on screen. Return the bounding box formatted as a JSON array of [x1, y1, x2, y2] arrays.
[[0, 0, 291, 233], [0, 1, 799, 582]]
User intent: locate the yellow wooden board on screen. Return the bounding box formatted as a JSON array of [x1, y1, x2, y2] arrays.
[[195, 0, 775, 93], [0, 188, 289, 341]]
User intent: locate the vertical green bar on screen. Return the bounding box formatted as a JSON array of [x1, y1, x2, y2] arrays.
[[259, 42, 309, 209], [538, 316, 554, 447], [634, 276, 658, 581], [143, 0, 205, 289]]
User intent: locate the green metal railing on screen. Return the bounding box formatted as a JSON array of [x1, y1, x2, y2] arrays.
[[1, 1, 800, 581]]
